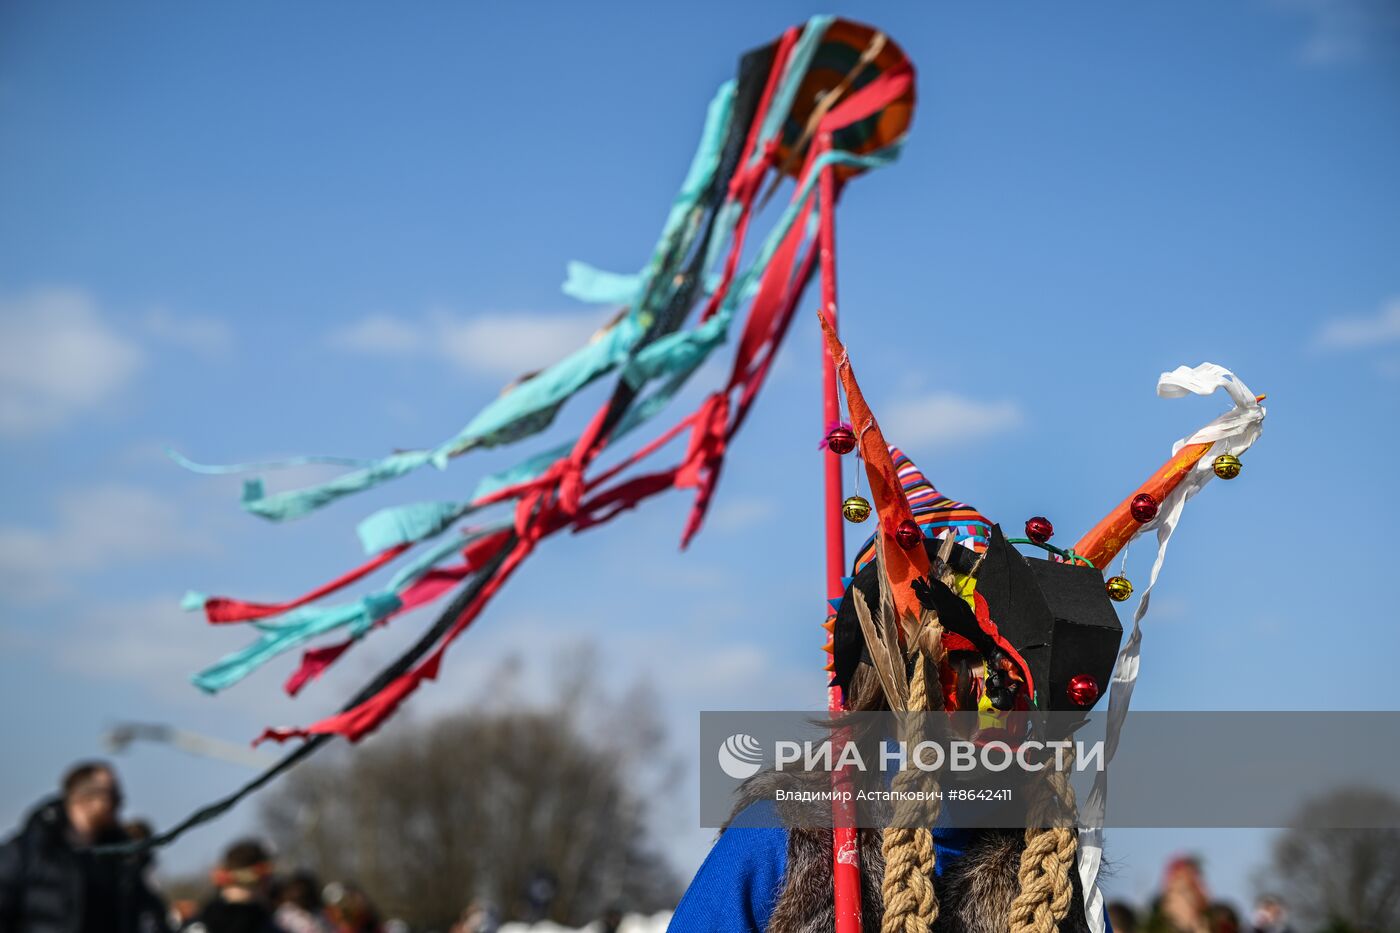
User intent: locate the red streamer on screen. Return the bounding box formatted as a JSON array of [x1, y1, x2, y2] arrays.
[[281, 528, 514, 696], [200, 544, 410, 623]]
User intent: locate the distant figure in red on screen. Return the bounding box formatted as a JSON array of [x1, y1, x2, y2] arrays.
[[1146, 856, 1212, 933], [323, 883, 380, 933]]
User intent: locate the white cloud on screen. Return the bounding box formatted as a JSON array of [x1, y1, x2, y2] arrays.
[[437, 312, 605, 375], [1270, 0, 1400, 66], [664, 643, 769, 693], [0, 484, 211, 602], [0, 288, 145, 436], [881, 392, 1024, 446], [56, 594, 222, 689], [328, 309, 608, 377], [1314, 297, 1400, 350], [50, 593, 299, 717], [708, 496, 779, 534], [141, 308, 234, 356], [327, 313, 425, 355]]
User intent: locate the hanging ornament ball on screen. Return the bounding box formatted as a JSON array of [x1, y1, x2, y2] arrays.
[[1025, 516, 1054, 544], [1106, 575, 1134, 602], [842, 495, 872, 523], [1130, 493, 1159, 524], [1213, 453, 1242, 480], [895, 519, 922, 549], [1066, 674, 1100, 709], [826, 425, 857, 455]]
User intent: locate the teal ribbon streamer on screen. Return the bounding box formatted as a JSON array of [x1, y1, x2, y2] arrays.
[[192, 592, 402, 694], [561, 262, 642, 307], [624, 77, 739, 330], [755, 16, 836, 162], [470, 441, 573, 503], [191, 528, 505, 693], [355, 500, 473, 554], [167, 449, 377, 475]]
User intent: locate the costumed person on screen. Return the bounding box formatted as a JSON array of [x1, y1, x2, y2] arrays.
[[0, 761, 170, 933], [271, 871, 334, 933], [322, 884, 380, 933], [669, 323, 1266, 932], [1144, 857, 1210, 933], [1246, 897, 1292, 933], [185, 839, 278, 933], [671, 455, 1115, 933], [449, 899, 500, 933]]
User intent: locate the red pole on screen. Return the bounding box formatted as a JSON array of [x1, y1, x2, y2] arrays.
[[818, 142, 862, 933]]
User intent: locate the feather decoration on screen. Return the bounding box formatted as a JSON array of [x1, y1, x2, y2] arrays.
[[914, 532, 967, 663], [851, 587, 908, 711], [934, 530, 959, 586]]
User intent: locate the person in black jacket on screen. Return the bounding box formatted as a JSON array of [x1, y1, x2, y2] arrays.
[[185, 839, 279, 933], [0, 760, 169, 933]]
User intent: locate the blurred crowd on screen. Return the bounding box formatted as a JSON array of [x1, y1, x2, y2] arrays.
[[0, 762, 649, 933], [1106, 856, 1297, 933], [0, 761, 1320, 933]]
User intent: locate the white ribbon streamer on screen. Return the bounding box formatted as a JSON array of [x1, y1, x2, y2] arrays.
[[1078, 363, 1265, 933]]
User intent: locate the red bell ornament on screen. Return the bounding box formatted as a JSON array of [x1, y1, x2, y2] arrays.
[[826, 425, 857, 455], [895, 519, 922, 549], [1129, 493, 1159, 523], [1025, 516, 1054, 544], [1066, 674, 1100, 708]]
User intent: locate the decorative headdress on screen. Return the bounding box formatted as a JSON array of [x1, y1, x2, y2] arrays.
[[833, 500, 1124, 718], [818, 318, 1265, 932]]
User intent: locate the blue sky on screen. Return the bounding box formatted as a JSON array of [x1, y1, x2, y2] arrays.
[[2, 0, 1398, 913]]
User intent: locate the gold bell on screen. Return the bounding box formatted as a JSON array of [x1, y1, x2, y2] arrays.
[[1212, 453, 1242, 480], [1106, 575, 1134, 602], [841, 495, 872, 523]]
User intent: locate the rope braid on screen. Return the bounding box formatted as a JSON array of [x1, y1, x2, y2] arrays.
[[880, 625, 945, 933], [1008, 747, 1078, 933]]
